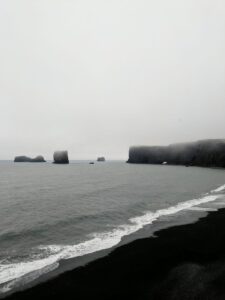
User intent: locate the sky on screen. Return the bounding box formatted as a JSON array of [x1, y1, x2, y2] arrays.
[[0, 0, 225, 160]]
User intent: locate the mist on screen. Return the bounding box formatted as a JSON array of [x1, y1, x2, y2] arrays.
[[1, 0, 225, 160]]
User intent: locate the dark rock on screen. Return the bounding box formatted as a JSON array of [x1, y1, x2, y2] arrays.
[[53, 151, 69, 164], [97, 157, 105, 162], [127, 139, 225, 168], [14, 155, 46, 162]]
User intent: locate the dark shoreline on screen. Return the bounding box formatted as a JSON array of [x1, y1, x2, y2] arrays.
[[5, 208, 225, 300]]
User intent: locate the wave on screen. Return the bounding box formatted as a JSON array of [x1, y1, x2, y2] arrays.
[[186, 207, 218, 211], [212, 184, 225, 193], [0, 184, 225, 293]]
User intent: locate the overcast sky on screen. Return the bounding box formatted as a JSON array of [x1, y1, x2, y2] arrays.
[[0, 0, 225, 160]]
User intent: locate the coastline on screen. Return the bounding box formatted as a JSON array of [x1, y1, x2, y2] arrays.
[[5, 207, 225, 300]]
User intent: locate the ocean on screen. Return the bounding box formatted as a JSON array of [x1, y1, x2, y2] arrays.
[[0, 161, 225, 296]]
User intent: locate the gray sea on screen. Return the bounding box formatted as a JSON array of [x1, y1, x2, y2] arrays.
[[0, 161, 225, 295]]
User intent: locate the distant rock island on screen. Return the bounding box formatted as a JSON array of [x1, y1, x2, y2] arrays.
[[97, 157, 105, 162], [127, 139, 225, 168], [14, 155, 46, 162], [53, 151, 69, 164]]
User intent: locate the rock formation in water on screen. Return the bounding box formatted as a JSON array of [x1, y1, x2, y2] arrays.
[[97, 157, 106, 162], [53, 151, 69, 164], [127, 139, 225, 168], [14, 155, 46, 162]]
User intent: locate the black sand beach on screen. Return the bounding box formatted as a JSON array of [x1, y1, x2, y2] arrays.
[[5, 208, 225, 300]]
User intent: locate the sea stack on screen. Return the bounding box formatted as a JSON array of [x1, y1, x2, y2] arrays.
[[97, 157, 105, 162], [127, 139, 225, 168], [53, 151, 69, 164], [14, 155, 46, 162]]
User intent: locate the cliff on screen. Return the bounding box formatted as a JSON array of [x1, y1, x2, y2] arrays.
[[14, 155, 46, 162], [53, 151, 69, 164], [127, 139, 225, 168]]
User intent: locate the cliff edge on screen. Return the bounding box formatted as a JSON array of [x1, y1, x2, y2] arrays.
[[127, 139, 225, 168]]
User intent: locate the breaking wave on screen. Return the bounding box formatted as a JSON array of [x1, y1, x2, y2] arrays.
[[0, 184, 225, 294]]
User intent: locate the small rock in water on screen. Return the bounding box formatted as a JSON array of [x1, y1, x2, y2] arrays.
[[97, 157, 105, 162]]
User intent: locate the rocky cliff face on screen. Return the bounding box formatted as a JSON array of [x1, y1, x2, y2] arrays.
[[53, 151, 69, 164], [14, 155, 46, 162], [127, 140, 225, 168]]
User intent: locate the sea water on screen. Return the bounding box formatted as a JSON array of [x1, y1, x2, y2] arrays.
[[0, 161, 225, 294]]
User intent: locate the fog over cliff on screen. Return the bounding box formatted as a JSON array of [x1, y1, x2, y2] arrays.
[[1, 0, 225, 159], [128, 140, 225, 167]]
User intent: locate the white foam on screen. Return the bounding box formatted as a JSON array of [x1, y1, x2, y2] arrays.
[[213, 184, 225, 193], [0, 184, 225, 292], [0, 262, 58, 293], [186, 207, 217, 212], [130, 194, 219, 226]]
